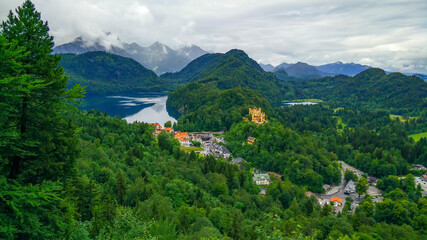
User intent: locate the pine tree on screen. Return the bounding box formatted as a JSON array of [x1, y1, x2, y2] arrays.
[[1, 0, 84, 183], [0, 35, 33, 172], [116, 171, 127, 205]]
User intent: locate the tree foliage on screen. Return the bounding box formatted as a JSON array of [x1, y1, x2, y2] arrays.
[[1, 0, 83, 183], [356, 177, 369, 198], [1, 1, 427, 239]]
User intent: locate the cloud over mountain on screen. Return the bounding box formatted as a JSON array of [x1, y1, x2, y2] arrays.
[[1, 0, 426, 74]]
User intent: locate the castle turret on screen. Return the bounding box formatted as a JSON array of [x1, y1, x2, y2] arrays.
[[249, 107, 266, 124]]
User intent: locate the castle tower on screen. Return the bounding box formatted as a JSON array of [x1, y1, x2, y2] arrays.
[[249, 107, 266, 124]]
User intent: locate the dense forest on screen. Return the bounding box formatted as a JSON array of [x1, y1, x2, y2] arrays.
[[226, 120, 341, 192], [287, 68, 427, 115], [60, 51, 168, 95], [1, 1, 427, 240]]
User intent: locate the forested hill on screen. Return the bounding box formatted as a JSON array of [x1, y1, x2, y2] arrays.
[[166, 49, 293, 131], [160, 53, 222, 84], [163, 49, 292, 104], [290, 68, 427, 115], [60, 51, 167, 95]]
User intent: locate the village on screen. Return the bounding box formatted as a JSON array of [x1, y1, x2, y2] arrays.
[[149, 107, 267, 161], [149, 108, 427, 215]]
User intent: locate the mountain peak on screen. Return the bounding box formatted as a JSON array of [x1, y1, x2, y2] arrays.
[[316, 61, 371, 76], [294, 62, 310, 66], [149, 41, 166, 48], [179, 44, 208, 59], [354, 68, 386, 79], [71, 36, 84, 43], [284, 62, 330, 79], [226, 49, 247, 56]]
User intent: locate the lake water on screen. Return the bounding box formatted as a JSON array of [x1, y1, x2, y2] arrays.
[[80, 93, 177, 126], [284, 102, 319, 106]]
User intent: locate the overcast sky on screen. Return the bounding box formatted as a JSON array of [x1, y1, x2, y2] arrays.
[[1, 0, 426, 74]]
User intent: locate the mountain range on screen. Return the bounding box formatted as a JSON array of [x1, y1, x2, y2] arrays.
[[261, 60, 427, 82], [54, 36, 208, 75], [260, 61, 372, 79], [316, 61, 371, 76]]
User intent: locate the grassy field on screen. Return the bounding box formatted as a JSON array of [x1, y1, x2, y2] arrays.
[[409, 132, 427, 142], [282, 98, 323, 103], [334, 107, 344, 113], [334, 116, 347, 133], [180, 146, 204, 153], [213, 133, 226, 138], [390, 114, 417, 122]]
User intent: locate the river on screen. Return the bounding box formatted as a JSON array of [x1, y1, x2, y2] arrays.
[[80, 92, 177, 126]]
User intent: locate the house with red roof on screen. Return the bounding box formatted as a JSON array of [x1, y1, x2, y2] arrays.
[[175, 132, 191, 147]]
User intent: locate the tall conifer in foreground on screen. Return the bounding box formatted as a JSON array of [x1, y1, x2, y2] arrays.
[[1, 0, 83, 183]]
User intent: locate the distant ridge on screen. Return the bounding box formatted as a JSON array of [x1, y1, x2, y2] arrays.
[[274, 62, 292, 71], [262, 61, 373, 78], [316, 61, 371, 76], [259, 63, 275, 72], [284, 62, 331, 79], [54, 36, 208, 75], [288, 68, 427, 114], [60, 51, 166, 94]]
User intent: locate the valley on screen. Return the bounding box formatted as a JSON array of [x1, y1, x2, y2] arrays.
[[1, 1, 427, 240]]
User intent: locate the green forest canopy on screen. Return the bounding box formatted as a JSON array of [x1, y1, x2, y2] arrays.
[[1, 1, 427, 240]]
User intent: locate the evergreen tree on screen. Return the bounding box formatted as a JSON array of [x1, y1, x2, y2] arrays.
[[0, 177, 72, 239], [116, 171, 127, 205], [0, 0, 83, 183], [0, 35, 31, 173]]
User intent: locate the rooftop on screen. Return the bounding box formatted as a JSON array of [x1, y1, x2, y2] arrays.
[[331, 197, 342, 203], [174, 132, 190, 141], [253, 173, 270, 181]]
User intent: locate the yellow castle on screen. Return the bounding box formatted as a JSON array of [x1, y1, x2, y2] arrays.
[[249, 107, 266, 124]]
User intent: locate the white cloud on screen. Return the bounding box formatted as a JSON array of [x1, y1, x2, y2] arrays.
[[1, 0, 426, 74]]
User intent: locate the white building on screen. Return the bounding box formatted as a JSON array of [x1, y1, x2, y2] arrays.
[[253, 173, 271, 185]]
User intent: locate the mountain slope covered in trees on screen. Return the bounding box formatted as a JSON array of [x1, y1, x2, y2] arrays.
[[165, 49, 293, 131], [290, 68, 427, 115], [60, 51, 167, 94]]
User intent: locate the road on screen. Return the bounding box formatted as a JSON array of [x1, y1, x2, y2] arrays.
[[316, 161, 383, 213]]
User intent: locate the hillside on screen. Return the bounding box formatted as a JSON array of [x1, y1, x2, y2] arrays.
[[164, 49, 291, 103], [166, 49, 293, 131], [60, 51, 167, 94], [160, 53, 222, 85], [290, 68, 427, 115]]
